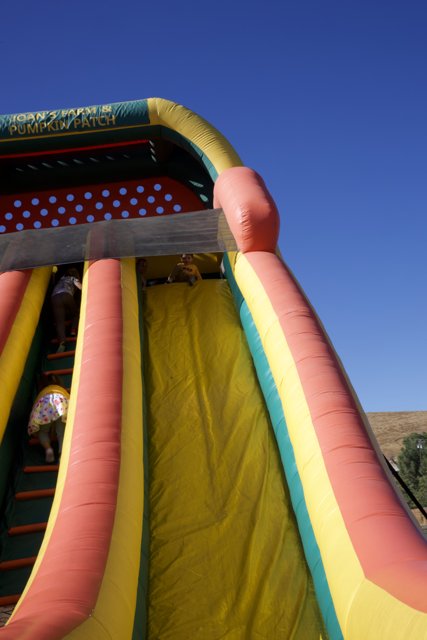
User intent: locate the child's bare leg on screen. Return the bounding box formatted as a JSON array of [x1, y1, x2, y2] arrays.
[[38, 427, 54, 463]]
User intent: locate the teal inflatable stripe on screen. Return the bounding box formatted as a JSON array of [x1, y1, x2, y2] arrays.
[[0, 99, 220, 190], [223, 253, 342, 640], [0, 99, 149, 141]]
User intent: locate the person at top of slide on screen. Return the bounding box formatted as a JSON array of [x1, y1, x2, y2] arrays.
[[167, 254, 202, 286]]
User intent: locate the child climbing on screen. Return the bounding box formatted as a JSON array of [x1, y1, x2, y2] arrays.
[[51, 267, 82, 353], [28, 375, 70, 463]]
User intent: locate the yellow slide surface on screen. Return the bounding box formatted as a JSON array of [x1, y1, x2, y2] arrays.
[[143, 279, 325, 639]]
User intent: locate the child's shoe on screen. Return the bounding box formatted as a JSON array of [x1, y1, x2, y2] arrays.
[[45, 448, 55, 463]]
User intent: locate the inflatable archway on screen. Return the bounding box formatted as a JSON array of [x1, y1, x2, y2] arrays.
[[0, 99, 425, 639]]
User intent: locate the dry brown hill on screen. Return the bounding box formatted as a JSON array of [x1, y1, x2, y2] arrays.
[[367, 411, 427, 529], [367, 411, 427, 461]]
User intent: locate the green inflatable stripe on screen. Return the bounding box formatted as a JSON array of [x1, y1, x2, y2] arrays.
[[223, 253, 342, 640], [0, 99, 150, 142]]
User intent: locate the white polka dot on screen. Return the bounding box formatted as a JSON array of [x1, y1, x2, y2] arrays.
[[58, 207, 66, 214], [14, 200, 22, 208], [86, 215, 94, 222], [102, 189, 110, 197], [75, 204, 83, 212], [156, 207, 164, 214], [173, 204, 182, 212], [16, 223, 24, 230], [121, 210, 129, 218], [51, 219, 59, 226], [113, 200, 120, 208], [136, 185, 144, 193], [23, 210, 31, 218], [31, 198, 40, 205], [49, 196, 57, 204], [0, 225, 6, 233], [130, 198, 138, 205], [95, 202, 103, 210], [69, 217, 77, 224], [119, 187, 127, 195], [84, 192, 92, 200], [66, 194, 75, 202], [34, 221, 42, 229], [5, 213, 13, 220], [164, 194, 172, 201], [40, 209, 48, 216], [104, 212, 112, 220], [147, 196, 155, 203], [154, 183, 162, 191], [139, 208, 147, 216]]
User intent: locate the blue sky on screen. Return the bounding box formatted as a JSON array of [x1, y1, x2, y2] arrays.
[[1, 0, 426, 411]]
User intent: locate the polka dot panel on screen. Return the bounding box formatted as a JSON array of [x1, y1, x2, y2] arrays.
[[0, 177, 207, 234]]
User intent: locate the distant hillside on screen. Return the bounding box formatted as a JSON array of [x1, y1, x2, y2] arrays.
[[367, 411, 427, 461]]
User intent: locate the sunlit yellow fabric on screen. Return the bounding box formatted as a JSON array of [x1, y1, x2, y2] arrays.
[[234, 254, 427, 639], [144, 279, 324, 639]]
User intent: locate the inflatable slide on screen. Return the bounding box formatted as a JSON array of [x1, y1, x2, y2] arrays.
[[0, 99, 425, 639]]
